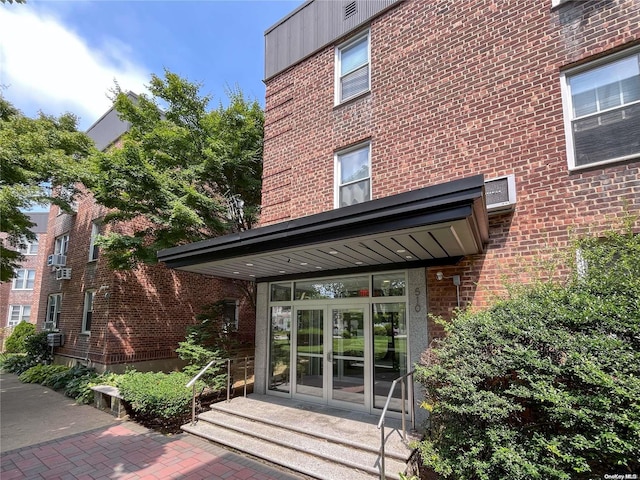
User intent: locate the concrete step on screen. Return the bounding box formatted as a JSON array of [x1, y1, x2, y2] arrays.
[[182, 396, 418, 480]]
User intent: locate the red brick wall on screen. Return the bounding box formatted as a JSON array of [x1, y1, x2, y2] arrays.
[[262, 0, 640, 334], [38, 188, 255, 368]]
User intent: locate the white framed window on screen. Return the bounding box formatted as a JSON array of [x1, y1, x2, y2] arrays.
[[222, 300, 239, 332], [12, 269, 36, 290], [335, 30, 370, 104], [88, 223, 100, 261], [54, 234, 69, 256], [335, 143, 371, 208], [45, 293, 62, 330], [7, 305, 31, 327], [17, 235, 39, 255], [82, 290, 95, 333], [560, 47, 640, 170]]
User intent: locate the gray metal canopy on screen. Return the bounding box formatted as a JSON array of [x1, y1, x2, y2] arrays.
[[157, 175, 489, 282]]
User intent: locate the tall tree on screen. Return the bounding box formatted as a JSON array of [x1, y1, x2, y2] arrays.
[[0, 96, 93, 282], [88, 71, 264, 269]]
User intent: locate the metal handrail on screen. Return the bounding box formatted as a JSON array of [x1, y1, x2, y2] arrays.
[[187, 355, 255, 426], [377, 370, 415, 480]]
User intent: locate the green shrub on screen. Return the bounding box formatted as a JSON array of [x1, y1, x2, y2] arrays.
[[176, 333, 226, 391], [20, 364, 69, 384], [415, 229, 640, 479], [4, 322, 36, 353], [66, 370, 119, 405], [116, 370, 204, 428], [23, 331, 53, 365]]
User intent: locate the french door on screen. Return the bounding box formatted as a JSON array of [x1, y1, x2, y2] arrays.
[[293, 305, 369, 408]]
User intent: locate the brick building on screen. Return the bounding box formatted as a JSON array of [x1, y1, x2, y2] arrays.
[[38, 103, 255, 372], [0, 212, 49, 350], [158, 0, 639, 421]]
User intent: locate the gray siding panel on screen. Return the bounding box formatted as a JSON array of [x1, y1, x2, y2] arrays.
[[265, 0, 403, 80]]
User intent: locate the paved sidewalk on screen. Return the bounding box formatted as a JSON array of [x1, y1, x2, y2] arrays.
[[0, 373, 302, 479]]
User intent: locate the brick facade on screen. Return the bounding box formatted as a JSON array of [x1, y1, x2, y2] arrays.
[[37, 186, 255, 371], [262, 0, 640, 341]]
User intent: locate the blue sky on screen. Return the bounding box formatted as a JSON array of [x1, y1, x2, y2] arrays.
[[0, 0, 305, 131]]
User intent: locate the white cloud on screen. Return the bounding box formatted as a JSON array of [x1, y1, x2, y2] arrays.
[[0, 6, 149, 130]]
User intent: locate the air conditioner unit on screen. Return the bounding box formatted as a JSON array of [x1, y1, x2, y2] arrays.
[[47, 254, 67, 267], [47, 333, 64, 347], [56, 268, 72, 280], [485, 174, 516, 214]]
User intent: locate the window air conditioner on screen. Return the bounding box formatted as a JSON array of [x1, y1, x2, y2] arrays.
[[47, 333, 64, 347], [47, 254, 67, 267], [56, 268, 72, 280], [485, 174, 516, 214]]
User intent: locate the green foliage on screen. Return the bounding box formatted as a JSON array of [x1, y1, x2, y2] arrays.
[[0, 353, 31, 374], [0, 96, 93, 281], [19, 364, 69, 384], [116, 370, 203, 425], [87, 72, 264, 269], [4, 321, 36, 353], [415, 229, 640, 479], [23, 331, 53, 365], [176, 334, 226, 391]]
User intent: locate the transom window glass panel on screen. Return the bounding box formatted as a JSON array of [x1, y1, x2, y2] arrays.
[[270, 283, 292, 302], [337, 32, 370, 103], [295, 276, 369, 300], [372, 273, 406, 297], [336, 144, 371, 208], [563, 50, 640, 168]]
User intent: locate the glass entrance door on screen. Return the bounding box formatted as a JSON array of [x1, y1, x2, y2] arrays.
[[294, 308, 325, 398], [293, 305, 369, 407], [330, 307, 367, 406]]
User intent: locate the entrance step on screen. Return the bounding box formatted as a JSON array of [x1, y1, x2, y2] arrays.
[[182, 395, 419, 480]]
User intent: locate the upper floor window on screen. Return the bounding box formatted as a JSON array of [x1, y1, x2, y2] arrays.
[[54, 234, 69, 256], [88, 223, 100, 262], [12, 269, 35, 290], [335, 30, 370, 104], [82, 290, 95, 333], [335, 143, 371, 208], [45, 293, 62, 330], [561, 48, 640, 169], [8, 305, 31, 327], [17, 235, 39, 255]]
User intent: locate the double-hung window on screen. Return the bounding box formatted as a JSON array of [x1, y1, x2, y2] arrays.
[[17, 235, 39, 255], [561, 48, 640, 169], [45, 294, 62, 330], [54, 234, 69, 256], [336, 30, 370, 104], [12, 269, 35, 290], [88, 223, 100, 261], [82, 290, 95, 333], [8, 305, 31, 327], [335, 143, 371, 208]]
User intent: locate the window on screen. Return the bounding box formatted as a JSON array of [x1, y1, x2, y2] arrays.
[[335, 143, 371, 207], [561, 48, 640, 169], [88, 223, 100, 261], [82, 290, 95, 333], [12, 269, 35, 290], [54, 234, 69, 256], [17, 235, 39, 255], [45, 294, 62, 330], [335, 31, 370, 104], [222, 300, 239, 332], [7, 305, 31, 327]]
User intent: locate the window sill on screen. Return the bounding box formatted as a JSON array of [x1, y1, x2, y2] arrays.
[[80, 331, 91, 337], [568, 152, 640, 173], [334, 90, 370, 110]]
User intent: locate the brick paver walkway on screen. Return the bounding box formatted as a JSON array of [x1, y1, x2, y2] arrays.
[[1, 421, 301, 480]]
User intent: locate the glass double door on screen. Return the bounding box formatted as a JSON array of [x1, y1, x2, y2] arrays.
[[294, 305, 369, 407]]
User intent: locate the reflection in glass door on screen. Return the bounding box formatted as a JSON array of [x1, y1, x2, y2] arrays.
[[372, 303, 407, 411], [295, 309, 324, 397], [331, 307, 366, 405]]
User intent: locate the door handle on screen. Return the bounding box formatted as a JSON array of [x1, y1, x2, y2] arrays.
[[327, 351, 332, 362]]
